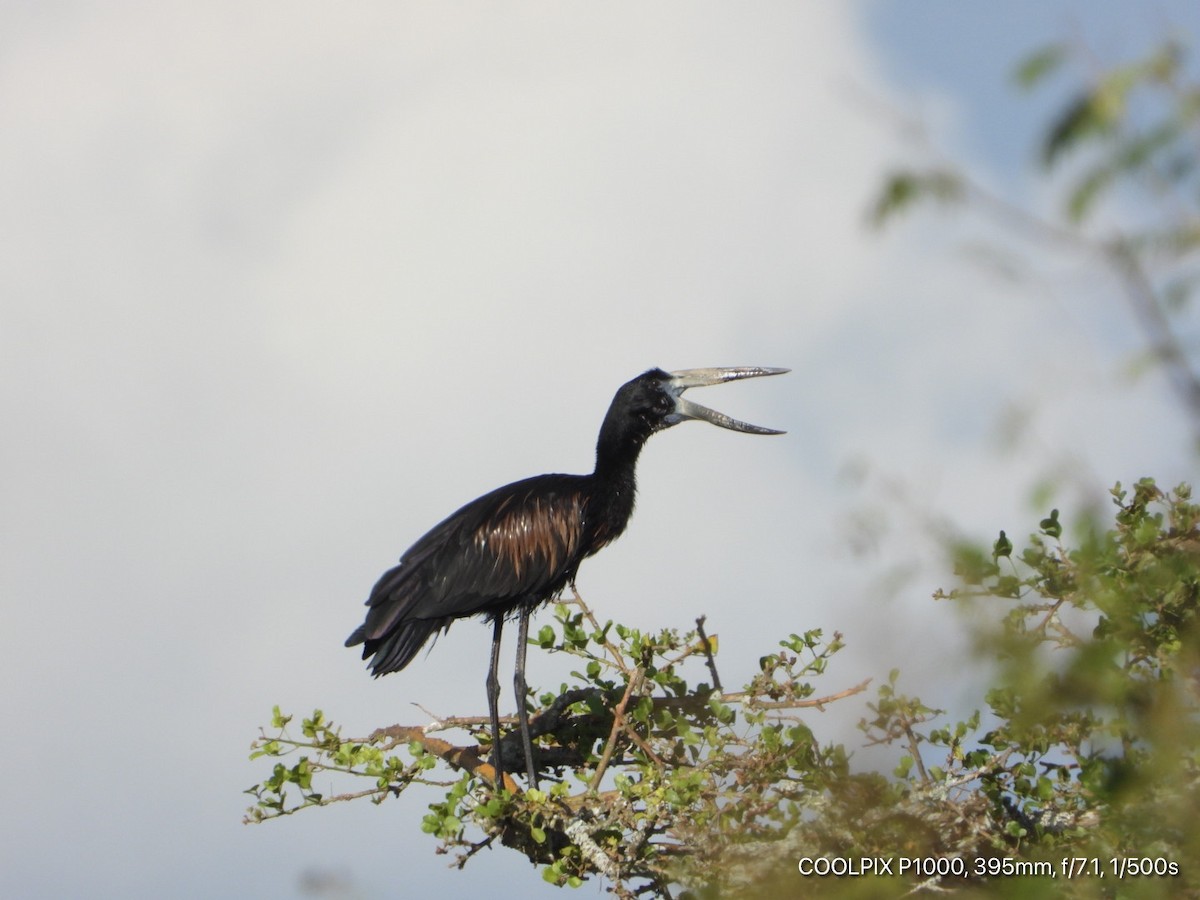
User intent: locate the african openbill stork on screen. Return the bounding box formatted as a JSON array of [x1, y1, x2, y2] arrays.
[[346, 366, 787, 788]]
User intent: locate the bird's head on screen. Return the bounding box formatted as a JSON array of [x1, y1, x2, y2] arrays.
[[609, 366, 789, 443]]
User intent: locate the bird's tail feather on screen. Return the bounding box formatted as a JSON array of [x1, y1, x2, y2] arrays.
[[349, 617, 444, 677]]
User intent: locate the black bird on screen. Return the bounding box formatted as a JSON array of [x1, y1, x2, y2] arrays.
[[346, 366, 787, 788]]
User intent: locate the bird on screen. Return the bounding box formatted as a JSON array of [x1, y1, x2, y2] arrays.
[[346, 366, 787, 788]]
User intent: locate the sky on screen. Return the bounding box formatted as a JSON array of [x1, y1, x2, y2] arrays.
[[2, 2, 1198, 898]]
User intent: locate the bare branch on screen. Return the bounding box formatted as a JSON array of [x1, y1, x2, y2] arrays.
[[721, 677, 873, 710], [590, 668, 645, 791]]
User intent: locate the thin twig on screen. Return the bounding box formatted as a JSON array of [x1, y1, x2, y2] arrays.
[[454, 833, 497, 869], [721, 677, 873, 710], [568, 585, 632, 676], [904, 718, 932, 786], [621, 720, 668, 772], [413, 704, 517, 733], [695, 615, 723, 693], [590, 668, 645, 792]]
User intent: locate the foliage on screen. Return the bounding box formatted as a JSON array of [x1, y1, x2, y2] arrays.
[[246, 38, 1200, 899], [246, 480, 1200, 897], [246, 594, 867, 898], [910, 479, 1200, 898], [870, 38, 1200, 438]]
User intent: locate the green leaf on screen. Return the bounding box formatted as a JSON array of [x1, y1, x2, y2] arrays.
[[1066, 165, 1115, 223], [1042, 91, 1118, 167], [993, 530, 1013, 559], [868, 168, 963, 227], [954, 542, 999, 584], [1014, 44, 1067, 90]]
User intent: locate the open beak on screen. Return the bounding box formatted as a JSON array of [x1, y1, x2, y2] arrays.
[[667, 366, 788, 435]]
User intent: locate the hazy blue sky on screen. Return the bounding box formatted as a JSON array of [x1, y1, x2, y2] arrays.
[[2, 3, 1196, 897]]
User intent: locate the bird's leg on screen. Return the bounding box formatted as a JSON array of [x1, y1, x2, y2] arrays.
[[487, 616, 504, 787], [514, 606, 539, 788]]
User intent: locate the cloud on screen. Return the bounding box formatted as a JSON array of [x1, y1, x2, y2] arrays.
[[1, 3, 1192, 897]]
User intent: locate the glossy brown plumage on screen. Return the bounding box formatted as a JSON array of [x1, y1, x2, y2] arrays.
[[345, 473, 601, 676]]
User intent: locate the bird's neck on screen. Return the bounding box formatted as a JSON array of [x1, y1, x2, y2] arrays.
[[592, 446, 640, 496], [592, 409, 651, 483], [589, 416, 651, 537]]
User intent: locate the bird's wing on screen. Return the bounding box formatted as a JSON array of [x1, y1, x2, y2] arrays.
[[356, 475, 588, 640], [466, 487, 586, 589]]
